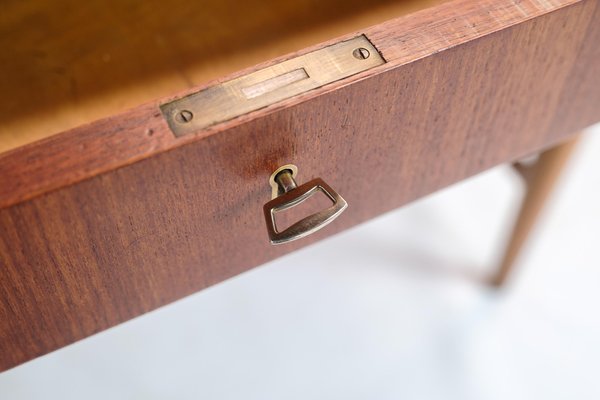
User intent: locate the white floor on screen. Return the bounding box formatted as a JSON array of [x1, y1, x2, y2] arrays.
[[1, 126, 599, 400]]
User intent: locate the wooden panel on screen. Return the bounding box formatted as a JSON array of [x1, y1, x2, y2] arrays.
[[0, 0, 588, 209], [0, 0, 443, 152], [1, 0, 599, 371]]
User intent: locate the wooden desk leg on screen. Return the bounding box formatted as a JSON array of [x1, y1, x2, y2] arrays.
[[489, 136, 580, 288]]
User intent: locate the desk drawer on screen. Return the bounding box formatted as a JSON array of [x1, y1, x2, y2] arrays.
[[1, 0, 599, 371]]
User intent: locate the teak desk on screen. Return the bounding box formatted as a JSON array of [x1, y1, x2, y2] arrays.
[[1, 0, 598, 372]]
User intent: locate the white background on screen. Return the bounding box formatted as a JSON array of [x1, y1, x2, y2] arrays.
[[1, 125, 599, 400]]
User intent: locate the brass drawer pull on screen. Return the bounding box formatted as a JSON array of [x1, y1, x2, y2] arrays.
[[263, 165, 348, 245]]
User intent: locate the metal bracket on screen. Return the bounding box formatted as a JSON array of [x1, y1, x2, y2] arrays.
[[160, 35, 385, 137]]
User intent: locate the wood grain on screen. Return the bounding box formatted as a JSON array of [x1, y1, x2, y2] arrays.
[[491, 137, 580, 287], [0, 0, 443, 152], [1, 0, 599, 371], [0, 0, 588, 209]]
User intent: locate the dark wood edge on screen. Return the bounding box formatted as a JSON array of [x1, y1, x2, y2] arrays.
[[0, 0, 580, 209]]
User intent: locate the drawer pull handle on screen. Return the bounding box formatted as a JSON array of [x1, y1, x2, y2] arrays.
[[264, 165, 348, 245]]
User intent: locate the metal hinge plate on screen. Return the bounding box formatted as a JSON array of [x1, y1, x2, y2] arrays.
[[160, 35, 385, 137]]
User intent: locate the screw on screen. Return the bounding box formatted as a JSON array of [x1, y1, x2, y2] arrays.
[[352, 48, 370, 60], [175, 110, 193, 123]]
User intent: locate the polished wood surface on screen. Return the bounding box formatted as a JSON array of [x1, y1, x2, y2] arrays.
[[1, 0, 599, 371], [1, 0, 591, 209], [0, 0, 443, 153], [491, 137, 581, 287]]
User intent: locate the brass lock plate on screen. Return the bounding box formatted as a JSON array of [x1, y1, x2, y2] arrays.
[[160, 35, 385, 137]]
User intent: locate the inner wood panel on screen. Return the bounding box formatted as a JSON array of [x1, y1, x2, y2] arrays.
[[0, 0, 443, 153]]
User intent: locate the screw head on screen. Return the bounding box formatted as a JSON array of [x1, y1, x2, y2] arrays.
[[175, 110, 193, 123], [352, 48, 370, 60]]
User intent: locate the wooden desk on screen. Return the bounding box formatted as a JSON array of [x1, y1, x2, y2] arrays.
[[1, 0, 598, 372]]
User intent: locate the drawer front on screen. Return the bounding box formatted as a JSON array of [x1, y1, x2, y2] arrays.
[[1, 0, 599, 371]]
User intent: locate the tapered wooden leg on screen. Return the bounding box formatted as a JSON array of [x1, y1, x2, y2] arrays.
[[489, 136, 580, 287]]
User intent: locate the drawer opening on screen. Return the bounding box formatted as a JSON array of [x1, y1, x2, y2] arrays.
[[1, 0, 446, 154]]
